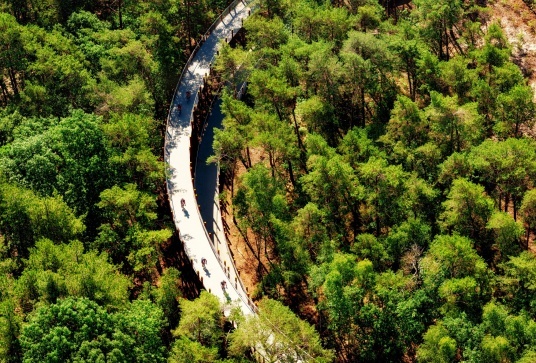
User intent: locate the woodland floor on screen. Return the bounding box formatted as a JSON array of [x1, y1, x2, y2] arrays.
[[490, 0, 536, 99], [489, 0, 536, 251], [221, 148, 265, 298]]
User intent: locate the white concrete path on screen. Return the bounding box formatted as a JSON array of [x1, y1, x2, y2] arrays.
[[165, 0, 255, 316]]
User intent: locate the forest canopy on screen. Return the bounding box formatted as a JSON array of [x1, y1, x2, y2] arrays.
[[2, 0, 536, 362], [212, 0, 536, 361]]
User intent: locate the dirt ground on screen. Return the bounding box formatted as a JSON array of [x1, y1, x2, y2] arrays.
[[489, 0, 536, 100], [221, 195, 261, 297], [488, 0, 536, 251], [220, 149, 265, 299]]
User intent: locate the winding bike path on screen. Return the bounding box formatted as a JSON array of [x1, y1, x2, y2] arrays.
[[165, 0, 255, 316]]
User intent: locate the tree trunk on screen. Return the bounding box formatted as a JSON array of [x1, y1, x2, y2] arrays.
[[269, 151, 275, 178], [449, 28, 464, 56], [118, 0, 123, 29], [443, 17, 450, 60], [407, 68, 414, 101], [185, 0, 192, 51], [230, 162, 236, 196], [360, 87, 366, 127], [273, 100, 283, 121], [8, 68, 19, 96], [0, 79, 9, 104], [234, 216, 269, 274], [287, 159, 296, 188], [291, 107, 303, 151], [245, 146, 252, 168]]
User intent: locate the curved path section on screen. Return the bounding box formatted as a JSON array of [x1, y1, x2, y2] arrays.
[[165, 0, 255, 316]]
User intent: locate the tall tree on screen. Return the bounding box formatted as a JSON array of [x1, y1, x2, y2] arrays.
[[420, 234, 491, 316], [302, 135, 363, 241], [15, 239, 130, 312], [0, 13, 27, 104], [173, 291, 223, 348], [19, 297, 165, 363], [229, 298, 334, 363], [412, 0, 464, 60], [0, 183, 84, 259], [439, 178, 495, 252], [469, 138, 536, 219], [520, 189, 536, 247], [494, 84, 536, 139]]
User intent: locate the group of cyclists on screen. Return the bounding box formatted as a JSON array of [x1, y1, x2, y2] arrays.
[[176, 90, 191, 116], [200, 258, 227, 290], [177, 89, 229, 293]]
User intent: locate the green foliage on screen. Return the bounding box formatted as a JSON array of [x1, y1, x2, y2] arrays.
[[15, 239, 130, 312], [381, 95, 428, 152], [494, 85, 536, 138], [425, 92, 484, 156], [302, 140, 363, 240], [112, 299, 167, 362], [440, 55, 478, 102], [173, 291, 223, 348], [0, 298, 22, 363], [233, 163, 289, 275], [418, 323, 457, 363], [0, 183, 84, 259], [95, 183, 171, 274], [418, 302, 536, 362], [98, 183, 157, 229], [229, 298, 334, 363], [19, 297, 165, 363], [217, 3, 536, 360], [0, 13, 27, 103], [386, 218, 431, 264], [168, 337, 219, 363], [420, 235, 491, 315], [497, 252, 536, 315], [351, 233, 390, 269], [152, 267, 181, 329], [440, 178, 495, 248], [487, 211, 524, 260], [468, 138, 536, 220], [3, 0, 536, 361], [0, 0, 261, 361], [412, 0, 464, 61], [0, 110, 113, 214], [521, 189, 536, 236]]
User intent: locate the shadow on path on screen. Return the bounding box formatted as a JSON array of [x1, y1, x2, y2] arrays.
[[195, 98, 223, 237]]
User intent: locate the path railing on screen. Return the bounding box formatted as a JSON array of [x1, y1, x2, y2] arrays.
[[213, 78, 253, 306], [164, 0, 257, 315]]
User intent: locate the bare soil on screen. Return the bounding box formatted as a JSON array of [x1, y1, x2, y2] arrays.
[[220, 148, 266, 299], [488, 0, 536, 250], [489, 0, 536, 99]]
